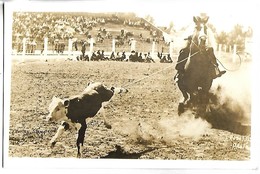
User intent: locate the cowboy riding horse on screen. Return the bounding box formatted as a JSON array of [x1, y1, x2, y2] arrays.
[[176, 15, 226, 115]]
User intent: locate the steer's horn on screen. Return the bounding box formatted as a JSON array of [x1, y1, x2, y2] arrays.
[[111, 87, 115, 92]]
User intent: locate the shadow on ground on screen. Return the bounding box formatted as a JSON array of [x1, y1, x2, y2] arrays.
[[204, 89, 251, 136], [101, 145, 156, 159], [205, 108, 250, 136]]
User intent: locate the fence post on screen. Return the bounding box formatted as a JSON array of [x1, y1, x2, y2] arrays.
[[152, 41, 155, 58], [233, 44, 237, 62], [130, 39, 136, 51], [68, 38, 72, 59], [22, 38, 26, 56], [20, 38, 26, 62], [218, 44, 222, 57], [169, 41, 174, 59], [44, 37, 48, 61], [112, 39, 115, 52], [218, 44, 222, 51], [89, 38, 94, 58]]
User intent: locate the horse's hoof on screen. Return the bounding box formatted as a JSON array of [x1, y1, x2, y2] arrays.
[[178, 103, 185, 115]]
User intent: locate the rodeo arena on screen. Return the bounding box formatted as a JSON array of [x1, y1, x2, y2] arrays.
[[12, 12, 177, 63], [8, 12, 253, 161]]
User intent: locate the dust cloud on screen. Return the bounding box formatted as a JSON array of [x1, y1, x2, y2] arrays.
[[113, 62, 252, 145], [113, 112, 212, 145], [210, 62, 251, 125], [203, 61, 252, 135]]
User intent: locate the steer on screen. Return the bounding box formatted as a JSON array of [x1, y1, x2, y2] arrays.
[[46, 82, 128, 157]]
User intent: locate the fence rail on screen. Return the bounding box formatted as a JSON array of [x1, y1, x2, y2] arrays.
[[12, 37, 178, 60]]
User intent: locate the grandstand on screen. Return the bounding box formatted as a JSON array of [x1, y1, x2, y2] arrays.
[[12, 12, 177, 60]]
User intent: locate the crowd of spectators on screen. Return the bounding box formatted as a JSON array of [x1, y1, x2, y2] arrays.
[[75, 49, 173, 64], [13, 12, 102, 52], [12, 12, 165, 53], [12, 12, 173, 64]]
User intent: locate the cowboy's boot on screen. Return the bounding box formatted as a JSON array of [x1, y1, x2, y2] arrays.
[[214, 67, 226, 79]]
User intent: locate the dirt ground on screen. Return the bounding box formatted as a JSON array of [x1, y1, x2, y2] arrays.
[[8, 58, 251, 160]]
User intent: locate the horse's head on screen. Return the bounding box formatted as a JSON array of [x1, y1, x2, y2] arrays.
[[191, 15, 209, 51]]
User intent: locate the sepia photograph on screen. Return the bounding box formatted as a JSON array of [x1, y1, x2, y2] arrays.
[[2, 0, 260, 172]]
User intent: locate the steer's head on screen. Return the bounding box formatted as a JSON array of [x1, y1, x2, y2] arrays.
[[46, 96, 69, 122], [111, 86, 128, 94]]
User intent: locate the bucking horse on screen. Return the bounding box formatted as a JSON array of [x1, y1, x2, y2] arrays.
[[177, 15, 225, 115]]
